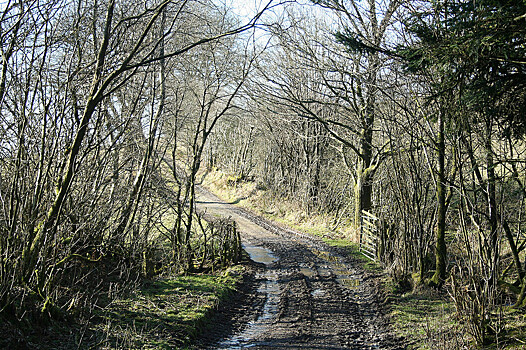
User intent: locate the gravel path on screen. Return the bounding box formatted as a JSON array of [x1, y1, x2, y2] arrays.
[[195, 187, 405, 350]]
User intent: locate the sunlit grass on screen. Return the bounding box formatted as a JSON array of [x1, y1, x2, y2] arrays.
[[90, 265, 244, 349], [201, 168, 354, 237], [387, 289, 463, 349]]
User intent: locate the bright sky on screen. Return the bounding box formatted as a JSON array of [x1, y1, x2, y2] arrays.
[[226, 0, 277, 20]]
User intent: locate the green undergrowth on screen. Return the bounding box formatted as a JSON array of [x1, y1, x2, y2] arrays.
[[90, 265, 245, 349], [387, 287, 462, 349], [322, 237, 382, 272], [387, 285, 526, 349], [0, 265, 245, 349]]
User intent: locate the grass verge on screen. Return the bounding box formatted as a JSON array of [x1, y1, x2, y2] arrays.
[[387, 287, 463, 349], [90, 265, 245, 349], [0, 264, 246, 349], [201, 169, 355, 242]]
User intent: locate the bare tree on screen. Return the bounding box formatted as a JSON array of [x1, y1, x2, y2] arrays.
[[0, 0, 275, 320]]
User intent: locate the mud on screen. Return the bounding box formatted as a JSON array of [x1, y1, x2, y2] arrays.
[[195, 187, 405, 350]]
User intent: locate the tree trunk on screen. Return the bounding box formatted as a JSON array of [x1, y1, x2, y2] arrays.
[[354, 54, 377, 233], [485, 118, 500, 288], [429, 109, 447, 287]]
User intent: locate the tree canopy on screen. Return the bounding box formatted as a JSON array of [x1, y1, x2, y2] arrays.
[[400, 0, 526, 135]]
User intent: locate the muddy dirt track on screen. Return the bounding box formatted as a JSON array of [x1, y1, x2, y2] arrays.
[[195, 187, 405, 350]]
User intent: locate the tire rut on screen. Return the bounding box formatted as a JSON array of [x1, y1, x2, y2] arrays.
[[195, 187, 404, 350]]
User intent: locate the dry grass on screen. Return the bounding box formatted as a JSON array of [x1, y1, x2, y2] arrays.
[[200, 168, 354, 241]]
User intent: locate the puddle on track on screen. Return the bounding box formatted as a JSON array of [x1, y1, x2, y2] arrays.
[[242, 244, 277, 265], [311, 288, 325, 297], [215, 245, 361, 349], [215, 244, 279, 349], [299, 266, 316, 278]]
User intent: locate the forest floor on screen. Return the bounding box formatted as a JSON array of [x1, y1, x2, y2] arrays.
[[194, 185, 405, 350]]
